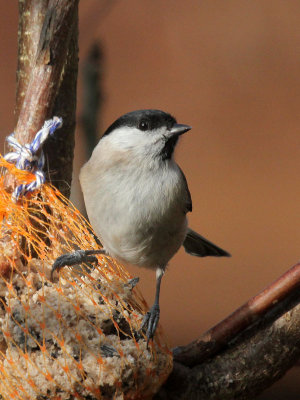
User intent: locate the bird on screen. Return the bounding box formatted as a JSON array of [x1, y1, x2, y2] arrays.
[[51, 109, 230, 342]]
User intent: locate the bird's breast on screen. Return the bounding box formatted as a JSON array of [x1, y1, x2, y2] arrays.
[[80, 156, 187, 268]]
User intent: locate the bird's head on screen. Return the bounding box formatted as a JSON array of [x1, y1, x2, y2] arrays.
[[100, 109, 191, 161]]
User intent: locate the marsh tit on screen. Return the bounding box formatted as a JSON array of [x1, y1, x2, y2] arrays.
[[52, 109, 230, 342]]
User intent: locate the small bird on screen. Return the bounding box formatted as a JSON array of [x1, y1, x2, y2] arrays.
[[52, 109, 230, 342]]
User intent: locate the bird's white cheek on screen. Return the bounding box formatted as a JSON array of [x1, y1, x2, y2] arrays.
[[103, 127, 166, 159]]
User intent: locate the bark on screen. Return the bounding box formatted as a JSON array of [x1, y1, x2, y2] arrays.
[[156, 264, 300, 399], [43, 6, 78, 196], [11, 0, 79, 197], [158, 304, 300, 400], [15, 0, 49, 120], [174, 262, 300, 367]]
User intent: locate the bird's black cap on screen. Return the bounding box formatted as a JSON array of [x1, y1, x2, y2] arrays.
[[102, 109, 177, 138]]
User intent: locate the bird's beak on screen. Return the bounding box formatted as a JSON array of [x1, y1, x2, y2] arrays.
[[170, 123, 192, 136]]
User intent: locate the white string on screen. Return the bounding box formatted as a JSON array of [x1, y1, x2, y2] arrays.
[[4, 116, 63, 202]]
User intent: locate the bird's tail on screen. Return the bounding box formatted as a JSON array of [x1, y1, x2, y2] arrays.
[[183, 228, 231, 257]]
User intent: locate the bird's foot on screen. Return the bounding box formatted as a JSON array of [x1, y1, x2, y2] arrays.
[[141, 303, 160, 345], [51, 249, 105, 281], [126, 277, 140, 290]]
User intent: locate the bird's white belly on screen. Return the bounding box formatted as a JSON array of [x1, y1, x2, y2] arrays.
[[81, 162, 187, 269], [98, 209, 187, 269]]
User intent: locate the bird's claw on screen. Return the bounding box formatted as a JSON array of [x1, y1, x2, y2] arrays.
[[141, 303, 160, 345], [126, 277, 140, 290], [51, 249, 103, 281]]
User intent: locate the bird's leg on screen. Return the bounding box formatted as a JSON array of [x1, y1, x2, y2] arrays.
[[141, 267, 165, 343], [51, 249, 106, 281]]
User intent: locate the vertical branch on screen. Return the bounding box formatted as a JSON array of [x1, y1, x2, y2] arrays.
[[43, 5, 78, 196], [15, 0, 49, 121], [10, 0, 79, 197]]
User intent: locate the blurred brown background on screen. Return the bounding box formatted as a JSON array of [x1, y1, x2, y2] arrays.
[[0, 1, 299, 398]]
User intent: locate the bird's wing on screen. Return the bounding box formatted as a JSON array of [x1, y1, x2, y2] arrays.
[[178, 166, 192, 214], [183, 228, 231, 257]]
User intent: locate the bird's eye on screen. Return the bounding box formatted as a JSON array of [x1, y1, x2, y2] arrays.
[[139, 120, 149, 131]]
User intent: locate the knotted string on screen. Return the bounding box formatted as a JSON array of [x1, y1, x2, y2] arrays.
[[4, 116, 63, 202]]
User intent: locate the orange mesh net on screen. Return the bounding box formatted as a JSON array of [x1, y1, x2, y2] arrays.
[[0, 156, 172, 399]]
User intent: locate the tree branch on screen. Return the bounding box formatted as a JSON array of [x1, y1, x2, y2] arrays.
[[9, 0, 79, 197], [157, 263, 300, 399], [43, 3, 78, 196], [15, 0, 49, 121], [158, 300, 300, 399], [174, 262, 300, 367]]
